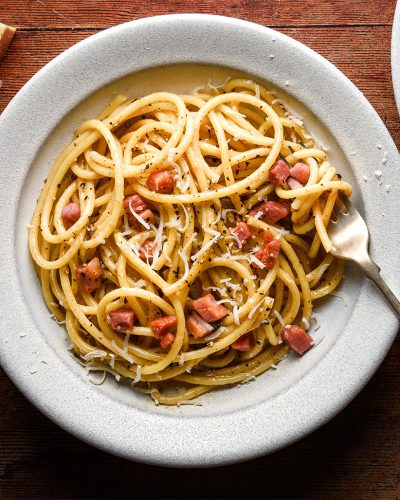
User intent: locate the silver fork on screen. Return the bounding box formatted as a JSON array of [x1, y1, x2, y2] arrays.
[[327, 195, 400, 317]]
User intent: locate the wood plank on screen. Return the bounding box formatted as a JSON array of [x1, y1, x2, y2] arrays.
[[1, 26, 399, 149], [0, 0, 397, 29], [0, 23, 16, 60], [0, 337, 399, 498]]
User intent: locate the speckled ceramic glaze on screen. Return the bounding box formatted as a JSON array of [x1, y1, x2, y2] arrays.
[[392, 1, 400, 113], [0, 15, 399, 467]]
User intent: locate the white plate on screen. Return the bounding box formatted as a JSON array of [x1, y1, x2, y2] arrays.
[[0, 14, 399, 467], [392, 1, 400, 113]]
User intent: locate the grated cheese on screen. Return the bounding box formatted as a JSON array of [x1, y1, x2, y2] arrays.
[[123, 333, 130, 353], [248, 299, 264, 319], [123, 211, 131, 232], [111, 340, 134, 364], [202, 285, 227, 297], [191, 229, 221, 262], [252, 211, 264, 220], [177, 204, 190, 233], [134, 279, 147, 288], [310, 313, 321, 331], [82, 350, 107, 361], [178, 232, 197, 281], [167, 148, 180, 170], [250, 255, 265, 269], [203, 326, 227, 342], [220, 277, 232, 284], [240, 375, 257, 384], [129, 208, 150, 229], [132, 365, 142, 385], [88, 370, 107, 385], [150, 213, 164, 269], [273, 309, 286, 328]]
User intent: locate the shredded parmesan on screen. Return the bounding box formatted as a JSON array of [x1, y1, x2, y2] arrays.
[[311, 313, 321, 331], [109, 353, 115, 369], [240, 375, 257, 384], [248, 299, 263, 319], [111, 340, 134, 364], [177, 232, 197, 281], [123, 333, 130, 353], [129, 208, 150, 229], [252, 211, 264, 220], [203, 326, 227, 342], [82, 350, 107, 361], [273, 309, 286, 328], [176, 204, 190, 233], [217, 298, 240, 325], [88, 370, 107, 385], [132, 365, 142, 385], [250, 255, 265, 269], [167, 147, 180, 169], [191, 229, 221, 261], [203, 285, 227, 297], [134, 279, 147, 288]]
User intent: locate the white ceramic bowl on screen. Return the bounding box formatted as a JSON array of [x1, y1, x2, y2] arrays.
[[0, 14, 399, 467]]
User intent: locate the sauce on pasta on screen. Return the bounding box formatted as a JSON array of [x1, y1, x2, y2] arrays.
[[29, 78, 352, 405]]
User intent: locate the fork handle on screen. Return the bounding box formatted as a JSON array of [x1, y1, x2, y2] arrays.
[[360, 259, 400, 318]]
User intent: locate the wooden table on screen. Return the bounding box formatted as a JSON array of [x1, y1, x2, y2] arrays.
[[1, 1, 399, 498]]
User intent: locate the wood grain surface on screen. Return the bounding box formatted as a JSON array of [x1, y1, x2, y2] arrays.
[[0, 1, 399, 498]]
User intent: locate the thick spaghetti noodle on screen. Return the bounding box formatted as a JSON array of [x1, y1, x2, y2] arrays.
[[29, 78, 352, 405]]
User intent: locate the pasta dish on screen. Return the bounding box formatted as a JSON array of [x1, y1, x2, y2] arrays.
[[28, 78, 352, 405]]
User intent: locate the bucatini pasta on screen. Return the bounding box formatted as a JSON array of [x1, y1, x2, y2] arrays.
[[29, 78, 351, 405]]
